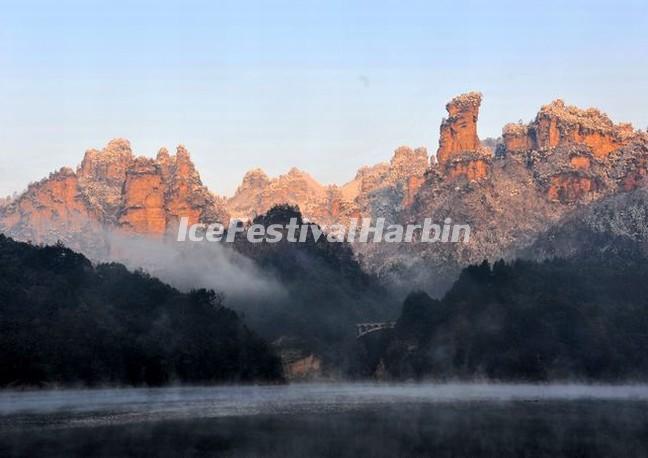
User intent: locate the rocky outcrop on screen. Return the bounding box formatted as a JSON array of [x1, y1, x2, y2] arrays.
[[546, 174, 598, 203], [77, 138, 133, 223], [444, 155, 490, 182], [118, 157, 167, 235], [163, 145, 228, 233], [435, 92, 491, 182], [503, 100, 635, 158], [227, 145, 429, 225], [2, 93, 647, 297], [436, 92, 482, 166], [502, 123, 533, 153], [389, 146, 429, 184], [357, 95, 647, 295], [227, 167, 330, 222], [0, 140, 229, 256], [0, 168, 107, 253]]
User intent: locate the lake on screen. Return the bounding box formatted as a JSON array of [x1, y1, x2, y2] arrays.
[[2, 383, 648, 457]]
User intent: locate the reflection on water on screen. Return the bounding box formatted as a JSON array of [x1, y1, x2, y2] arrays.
[[1, 384, 648, 457]]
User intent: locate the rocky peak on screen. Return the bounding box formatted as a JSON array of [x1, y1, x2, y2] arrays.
[[4, 95, 648, 293], [155, 147, 172, 177], [227, 167, 328, 221], [278, 168, 324, 192], [0, 196, 11, 209], [105, 138, 133, 155], [287, 167, 303, 176], [156, 147, 170, 164], [156, 147, 170, 161], [503, 99, 636, 158], [171, 145, 200, 180], [389, 146, 428, 180], [538, 99, 614, 129], [78, 138, 133, 184], [502, 122, 532, 152], [118, 157, 166, 236], [76, 139, 136, 222], [437, 92, 483, 166], [176, 144, 190, 158], [0, 165, 104, 253], [1, 140, 230, 253], [240, 168, 270, 190]]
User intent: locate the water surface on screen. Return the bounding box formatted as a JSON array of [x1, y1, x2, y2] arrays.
[[1, 383, 648, 457]]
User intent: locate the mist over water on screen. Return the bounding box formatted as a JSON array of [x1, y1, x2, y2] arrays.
[[3, 383, 648, 417], [2, 384, 648, 457]]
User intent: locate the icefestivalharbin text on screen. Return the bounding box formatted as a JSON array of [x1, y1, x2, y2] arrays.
[[177, 217, 471, 244]]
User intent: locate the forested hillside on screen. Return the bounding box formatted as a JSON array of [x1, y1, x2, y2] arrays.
[[0, 235, 282, 387], [362, 253, 648, 381]]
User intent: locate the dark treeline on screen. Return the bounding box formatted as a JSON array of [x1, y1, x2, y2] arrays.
[[230, 205, 397, 370], [6, 202, 648, 385], [357, 254, 648, 381], [0, 235, 282, 387]]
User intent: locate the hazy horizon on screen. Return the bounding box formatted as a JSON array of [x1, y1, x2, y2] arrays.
[[1, 0, 647, 197]]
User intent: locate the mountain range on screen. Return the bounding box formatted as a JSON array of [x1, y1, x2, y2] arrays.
[[2, 92, 647, 294]]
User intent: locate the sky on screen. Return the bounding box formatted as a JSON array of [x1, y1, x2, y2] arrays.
[[1, 0, 647, 197]]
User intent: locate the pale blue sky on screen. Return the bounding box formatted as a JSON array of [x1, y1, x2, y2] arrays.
[[1, 0, 647, 197]]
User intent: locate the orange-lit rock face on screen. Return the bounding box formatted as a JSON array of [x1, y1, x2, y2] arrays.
[[114, 145, 228, 237], [77, 138, 135, 220], [446, 159, 489, 181], [502, 123, 533, 153], [227, 167, 329, 221], [547, 174, 597, 203], [570, 155, 591, 170], [437, 92, 482, 166], [506, 100, 634, 158], [79, 138, 133, 185], [0, 168, 102, 248], [536, 121, 628, 159], [0, 140, 230, 252], [227, 145, 429, 223], [118, 159, 166, 236], [19, 170, 89, 235], [578, 133, 617, 157], [163, 146, 215, 229]]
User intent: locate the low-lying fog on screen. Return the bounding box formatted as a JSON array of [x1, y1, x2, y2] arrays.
[[3, 383, 648, 417], [3, 384, 648, 457]]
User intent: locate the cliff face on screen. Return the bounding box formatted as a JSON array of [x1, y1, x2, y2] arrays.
[[355, 93, 648, 294], [227, 145, 429, 225], [2, 93, 647, 295], [503, 100, 635, 157], [78, 138, 133, 222], [434, 92, 491, 182], [436, 92, 483, 165], [0, 139, 229, 256], [227, 167, 329, 222], [118, 157, 168, 236], [0, 168, 106, 253]]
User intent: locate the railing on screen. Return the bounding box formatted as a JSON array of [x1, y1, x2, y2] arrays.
[[355, 321, 396, 338]]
